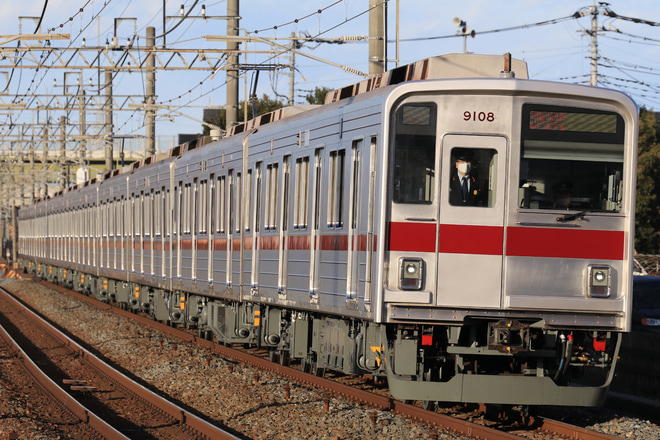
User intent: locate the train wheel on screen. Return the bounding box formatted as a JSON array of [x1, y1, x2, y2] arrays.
[[279, 351, 290, 367], [422, 369, 437, 411], [301, 357, 313, 374], [422, 400, 437, 411], [301, 357, 324, 377]]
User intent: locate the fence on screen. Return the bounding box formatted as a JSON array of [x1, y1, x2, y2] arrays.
[[635, 254, 660, 276]]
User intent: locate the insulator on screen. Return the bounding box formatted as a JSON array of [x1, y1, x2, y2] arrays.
[[339, 35, 367, 41], [342, 65, 365, 76]]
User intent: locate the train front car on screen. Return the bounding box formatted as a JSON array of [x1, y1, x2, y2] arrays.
[[379, 57, 637, 406]]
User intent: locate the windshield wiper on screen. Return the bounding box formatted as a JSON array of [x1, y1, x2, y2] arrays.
[[556, 210, 589, 223]]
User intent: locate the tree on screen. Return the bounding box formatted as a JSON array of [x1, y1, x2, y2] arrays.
[[304, 86, 331, 105], [635, 108, 660, 254], [202, 94, 285, 135]]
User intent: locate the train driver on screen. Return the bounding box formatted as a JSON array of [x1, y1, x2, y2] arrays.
[[449, 149, 484, 207]]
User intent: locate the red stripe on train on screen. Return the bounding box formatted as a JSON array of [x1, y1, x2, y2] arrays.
[[388, 222, 625, 260], [388, 222, 436, 252], [506, 226, 624, 260]]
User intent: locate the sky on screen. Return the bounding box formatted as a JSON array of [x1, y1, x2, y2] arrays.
[[1, 0, 660, 154]]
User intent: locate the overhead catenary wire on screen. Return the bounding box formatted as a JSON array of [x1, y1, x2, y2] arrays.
[[5, 2, 660, 162], [2, 0, 49, 93]]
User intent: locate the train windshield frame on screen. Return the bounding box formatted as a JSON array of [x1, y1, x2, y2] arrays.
[[519, 104, 625, 213]]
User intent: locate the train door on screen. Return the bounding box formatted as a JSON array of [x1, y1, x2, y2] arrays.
[[436, 135, 507, 308], [346, 139, 363, 303], [309, 147, 323, 301]]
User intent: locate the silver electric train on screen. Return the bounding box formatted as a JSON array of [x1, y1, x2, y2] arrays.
[[18, 53, 638, 407]]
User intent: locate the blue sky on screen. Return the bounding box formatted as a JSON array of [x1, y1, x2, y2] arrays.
[[1, 1, 660, 148]]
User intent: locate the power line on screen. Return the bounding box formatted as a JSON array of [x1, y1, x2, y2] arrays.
[[393, 14, 579, 43], [250, 0, 344, 34]]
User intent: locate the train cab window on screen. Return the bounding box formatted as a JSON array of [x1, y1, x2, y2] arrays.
[[392, 103, 437, 204], [449, 148, 498, 208], [520, 104, 625, 212]]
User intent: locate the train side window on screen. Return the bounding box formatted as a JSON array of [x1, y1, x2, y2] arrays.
[[448, 148, 498, 208], [254, 163, 262, 233], [209, 175, 216, 234], [145, 190, 153, 237], [350, 140, 362, 229], [282, 156, 290, 232], [119, 196, 124, 238], [138, 192, 144, 237], [108, 201, 114, 238], [234, 172, 242, 234], [392, 103, 436, 204], [328, 149, 345, 228], [216, 175, 226, 234], [131, 194, 137, 237], [244, 170, 252, 232], [192, 178, 199, 236], [184, 182, 192, 235], [101, 202, 107, 238], [162, 188, 167, 237], [174, 182, 182, 237], [313, 148, 323, 230], [201, 179, 209, 235], [265, 163, 278, 231], [154, 190, 161, 237], [228, 171, 234, 234], [294, 156, 310, 230]]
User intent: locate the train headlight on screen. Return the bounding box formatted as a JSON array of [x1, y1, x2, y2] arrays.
[[400, 258, 424, 290], [587, 265, 611, 297]]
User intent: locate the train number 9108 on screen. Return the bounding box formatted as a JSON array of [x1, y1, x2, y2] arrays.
[[464, 111, 495, 122]]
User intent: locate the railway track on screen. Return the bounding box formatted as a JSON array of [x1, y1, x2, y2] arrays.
[[7, 276, 629, 440], [0, 283, 240, 440]]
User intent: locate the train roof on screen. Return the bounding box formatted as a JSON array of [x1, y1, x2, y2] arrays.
[[39, 54, 530, 203], [324, 53, 528, 104]]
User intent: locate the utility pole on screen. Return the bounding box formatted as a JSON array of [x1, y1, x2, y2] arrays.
[[42, 124, 48, 198], [146, 26, 156, 156], [289, 32, 296, 106], [590, 5, 599, 86], [368, 0, 386, 75], [59, 116, 66, 189], [226, 0, 239, 128], [104, 71, 113, 172], [28, 137, 35, 204], [78, 82, 87, 168]]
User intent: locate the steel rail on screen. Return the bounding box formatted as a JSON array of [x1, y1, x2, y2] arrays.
[[0, 285, 241, 440], [0, 289, 129, 440], [536, 417, 626, 440], [35, 279, 626, 440], [43, 281, 525, 439]]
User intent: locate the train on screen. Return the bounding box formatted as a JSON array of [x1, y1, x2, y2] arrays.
[[17, 53, 638, 407]]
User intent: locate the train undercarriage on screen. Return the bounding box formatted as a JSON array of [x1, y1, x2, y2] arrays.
[[24, 259, 621, 407]]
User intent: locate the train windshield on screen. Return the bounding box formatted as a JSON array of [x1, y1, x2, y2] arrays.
[[519, 104, 625, 213], [392, 103, 437, 204]]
